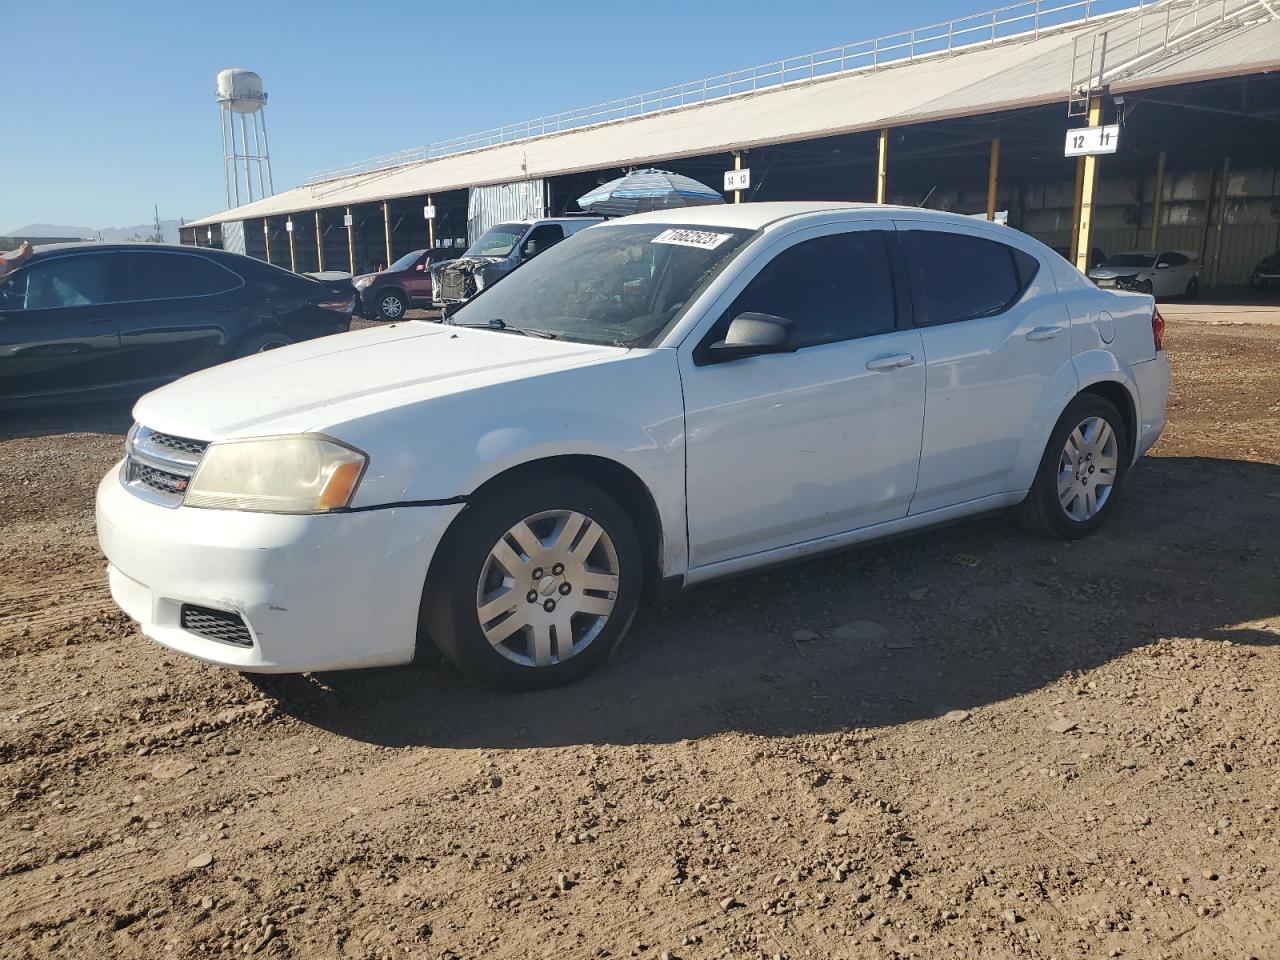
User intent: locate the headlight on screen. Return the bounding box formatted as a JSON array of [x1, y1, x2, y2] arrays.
[[184, 435, 366, 514], [353, 276, 374, 288]]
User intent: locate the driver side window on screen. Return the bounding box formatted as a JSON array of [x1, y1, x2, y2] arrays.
[[711, 231, 897, 350], [522, 224, 565, 258], [4, 255, 114, 311]]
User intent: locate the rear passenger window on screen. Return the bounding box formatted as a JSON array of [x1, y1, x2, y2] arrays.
[[127, 253, 240, 301], [902, 231, 1037, 326], [727, 231, 896, 349]]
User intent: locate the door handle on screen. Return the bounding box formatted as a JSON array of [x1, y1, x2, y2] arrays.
[[84, 316, 115, 325], [865, 353, 915, 371], [1026, 325, 1063, 342]]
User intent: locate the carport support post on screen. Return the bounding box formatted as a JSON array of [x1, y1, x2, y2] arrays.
[[986, 137, 1001, 221], [315, 210, 325, 272], [876, 129, 889, 204], [287, 218, 297, 273], [1149, 150, 1166, 248], [383, 200, 392, 269], [1073, 96, 1103, 274], [427, 194, 435, 248], [1210, 155, 1230, 288], [263, 219, 272, 265], [1069, 158, 1086, 263], [733, 151, 743, 205], [345, 206, 355, 274]]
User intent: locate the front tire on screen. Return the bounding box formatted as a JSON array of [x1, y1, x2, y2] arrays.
[[375, 288, 408, 321], [1014, 394, 1128, 540], [420, 473, 642, 690]]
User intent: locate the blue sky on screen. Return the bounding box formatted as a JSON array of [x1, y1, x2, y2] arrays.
[[4, 0, 1118, 229]]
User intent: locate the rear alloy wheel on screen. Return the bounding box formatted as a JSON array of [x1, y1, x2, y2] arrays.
[[1136, 278, 1154, 295], [376, 289, 407, 320], [421, 473, 641, 690], [1014, 394, 1128, 540]]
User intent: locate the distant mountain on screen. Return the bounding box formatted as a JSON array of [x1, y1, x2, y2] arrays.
[[6, 220, 184, 244]]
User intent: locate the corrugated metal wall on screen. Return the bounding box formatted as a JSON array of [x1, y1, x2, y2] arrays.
[[467, 181, 546, 244], [222, 220, 247, 256], [1017, 164, 1280, 284]]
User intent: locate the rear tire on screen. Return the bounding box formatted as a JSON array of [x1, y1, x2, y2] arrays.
[[234, 330, 294, 358], [375, 288, 408, 321], [1013, 394, 1129, 540], [1136, 278, 1154, 295], [1185, 276, 1200, 299], [420, 473, 642, 690]]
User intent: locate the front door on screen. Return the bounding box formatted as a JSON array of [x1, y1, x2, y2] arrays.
[[895, 220, 1072, 514], [679, 222, 926, 569], [0, 252, 124, 402]]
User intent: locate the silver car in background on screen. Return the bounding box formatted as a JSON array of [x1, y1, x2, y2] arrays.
[[1088, 250, 1200, 299]]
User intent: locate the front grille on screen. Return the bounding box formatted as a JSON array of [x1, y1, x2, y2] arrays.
[[180, 604, 253, 648], [128, 460, 189, 497], [146, 431, 208, 459], [439, 269, 474, 302], [120, 424, 209, 507]]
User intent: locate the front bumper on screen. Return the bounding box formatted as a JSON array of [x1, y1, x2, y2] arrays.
[[95, 465, 463, 673]]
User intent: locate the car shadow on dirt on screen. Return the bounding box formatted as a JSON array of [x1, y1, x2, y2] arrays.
[[0, 399, 135, 441], [251, 455, 1280, 749]]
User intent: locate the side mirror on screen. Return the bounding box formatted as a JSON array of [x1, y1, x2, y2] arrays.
[[1156, 262, 1170, 269], [705, 312, 796, 363], [522, 240, 539, 258], [415, 263, 426, 272]]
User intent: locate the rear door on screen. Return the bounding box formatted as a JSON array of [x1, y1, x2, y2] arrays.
[[116, 250, 247, 385], [896, 221, 1071, 515], [0, 252, 125, 401]]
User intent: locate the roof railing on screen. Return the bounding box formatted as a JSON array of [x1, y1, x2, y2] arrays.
[[1069, 0, 1277, 111], [305, 0, 1141, 186]]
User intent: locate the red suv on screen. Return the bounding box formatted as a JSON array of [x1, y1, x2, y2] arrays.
[[353, 249, 442, 320]]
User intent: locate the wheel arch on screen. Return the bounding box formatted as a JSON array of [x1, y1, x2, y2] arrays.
[[1077, 378, 1138, 464], [429, 454, 669, 603]]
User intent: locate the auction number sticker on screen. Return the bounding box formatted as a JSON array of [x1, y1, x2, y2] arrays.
[[651, 229, 732, 249]]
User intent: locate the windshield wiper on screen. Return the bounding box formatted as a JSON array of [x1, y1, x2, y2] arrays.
[[452, 318, 558, 339]]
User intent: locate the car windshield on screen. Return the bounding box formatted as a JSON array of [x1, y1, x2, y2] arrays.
[[465, 223, 527, 258], [1104, 253, 1157, 268], [447, 222, 755, 347], [387, 249, 425, 272]]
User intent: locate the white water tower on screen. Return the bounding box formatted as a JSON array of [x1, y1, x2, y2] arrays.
[[216, 68, 274, 209]]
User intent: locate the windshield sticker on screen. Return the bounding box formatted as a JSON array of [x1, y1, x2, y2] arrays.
[[651, 229, 732, 250]]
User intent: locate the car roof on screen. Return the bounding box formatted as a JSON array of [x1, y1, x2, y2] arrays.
[[27, 241, 234, 258], [610, 201, 1008, 232]]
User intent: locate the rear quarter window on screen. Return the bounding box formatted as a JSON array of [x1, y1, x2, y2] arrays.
[[902, 230, 1039, 326]]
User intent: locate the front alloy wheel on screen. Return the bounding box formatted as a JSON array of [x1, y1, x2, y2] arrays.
[[476, 509, 620, 668], [377, 290, 406, 320], [421, 473, 642, 689]]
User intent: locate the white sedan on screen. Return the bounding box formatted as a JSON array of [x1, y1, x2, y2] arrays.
[[1088, 250, 1201, 298], [96, 203, 1170, 689]]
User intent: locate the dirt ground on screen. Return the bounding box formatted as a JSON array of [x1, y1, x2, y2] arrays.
[[1, 317, 1278, 960]]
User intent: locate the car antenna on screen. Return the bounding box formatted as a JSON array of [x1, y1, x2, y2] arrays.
[[918, 186, 937, 208]]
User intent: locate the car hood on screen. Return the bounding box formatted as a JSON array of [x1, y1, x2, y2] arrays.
[[132, 323, 625, 441], [1088, 266, 1150, 279]]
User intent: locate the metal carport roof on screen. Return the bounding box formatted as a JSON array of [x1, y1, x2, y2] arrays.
[[187, 5, 1280, 228]]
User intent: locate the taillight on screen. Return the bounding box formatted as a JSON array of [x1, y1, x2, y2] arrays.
[[1151, 305, 1165, 351]]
